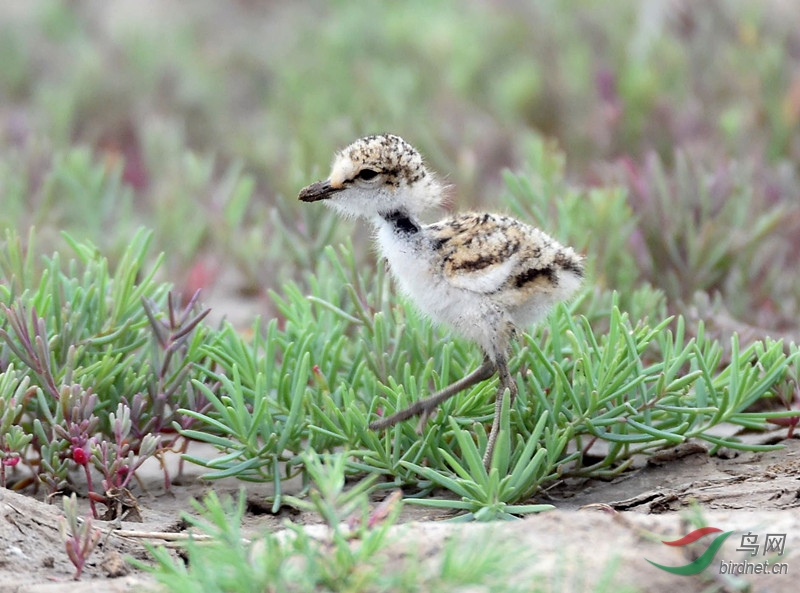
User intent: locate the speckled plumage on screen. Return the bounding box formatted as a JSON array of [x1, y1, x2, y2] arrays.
[[428, 212, 583, 317], [332, 134, 429, 187], [299, 134, 584, 466]]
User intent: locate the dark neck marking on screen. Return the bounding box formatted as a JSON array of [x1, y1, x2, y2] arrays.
[[382, 209, 420, 235]]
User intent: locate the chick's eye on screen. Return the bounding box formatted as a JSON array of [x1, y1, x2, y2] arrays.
[[356, 169, 380, 181]]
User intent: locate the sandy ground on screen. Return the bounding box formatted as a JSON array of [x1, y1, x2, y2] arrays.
[[1, 436, 798, 592]]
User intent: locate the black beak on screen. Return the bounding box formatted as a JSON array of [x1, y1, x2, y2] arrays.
[[298, 179, 343, 202]]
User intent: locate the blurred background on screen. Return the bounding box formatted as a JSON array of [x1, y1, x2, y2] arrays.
[[1, 0, 799, 337]]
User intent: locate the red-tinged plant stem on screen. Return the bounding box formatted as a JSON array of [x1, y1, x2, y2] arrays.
[[82, 463, 98, 518]]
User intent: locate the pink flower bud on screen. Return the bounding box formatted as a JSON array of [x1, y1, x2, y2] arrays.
[[72, 447, 90, 466]]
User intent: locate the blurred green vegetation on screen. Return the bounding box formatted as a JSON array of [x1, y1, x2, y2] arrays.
[[0, 0, 798, 335]]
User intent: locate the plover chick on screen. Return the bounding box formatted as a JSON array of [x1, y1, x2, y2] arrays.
[[299, 134, 584, 467]]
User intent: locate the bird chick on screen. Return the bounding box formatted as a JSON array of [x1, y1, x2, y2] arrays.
[[299, 134, 584, 467]]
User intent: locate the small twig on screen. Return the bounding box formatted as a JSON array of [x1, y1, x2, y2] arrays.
[[101, 526, 253, 547], [112, 529, 217, 542]]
